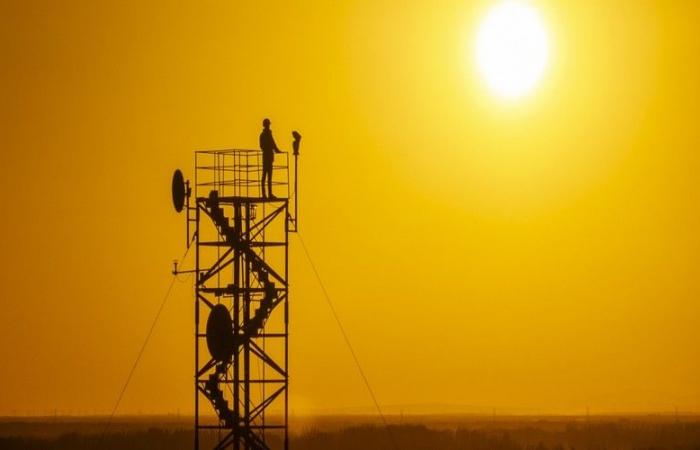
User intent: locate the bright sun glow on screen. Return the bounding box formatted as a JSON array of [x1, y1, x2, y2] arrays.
[[475, 1, 549, 99]]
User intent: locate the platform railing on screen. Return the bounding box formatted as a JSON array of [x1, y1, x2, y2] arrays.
[[194, 149, 289, 200]]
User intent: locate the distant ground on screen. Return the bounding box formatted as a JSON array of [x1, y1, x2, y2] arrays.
[[1, 415, 700, 449]]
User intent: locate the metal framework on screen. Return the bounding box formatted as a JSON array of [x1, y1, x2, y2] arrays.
[[181, 148, 298, 450]]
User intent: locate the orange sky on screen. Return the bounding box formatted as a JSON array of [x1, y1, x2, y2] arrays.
[[1, 0, 700, 416]]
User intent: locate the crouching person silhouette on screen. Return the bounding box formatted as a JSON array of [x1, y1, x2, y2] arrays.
[[259, 118, 282, 198]]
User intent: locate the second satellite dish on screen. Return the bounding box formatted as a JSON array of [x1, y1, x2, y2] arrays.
[[172, 169, 186, 213], [206, 304, 235, 362]]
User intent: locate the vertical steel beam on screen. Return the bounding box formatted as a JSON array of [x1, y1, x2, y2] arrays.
[[233, 202, 242, 450], [244, 203, 251, 446], [194, 201, 201, 450], [284, 202, 289, 450]]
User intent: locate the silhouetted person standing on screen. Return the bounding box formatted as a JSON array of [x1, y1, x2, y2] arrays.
[[260, 118, 281, 198]]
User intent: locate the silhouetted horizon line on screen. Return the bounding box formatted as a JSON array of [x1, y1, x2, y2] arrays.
[[2, 411, 700, 420]]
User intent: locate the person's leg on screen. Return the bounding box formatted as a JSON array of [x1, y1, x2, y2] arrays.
[[265, 160, 274, 198], [261, 167, 268, 198]]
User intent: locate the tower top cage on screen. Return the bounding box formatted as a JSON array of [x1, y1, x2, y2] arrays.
[[195, 149, 289, 200]]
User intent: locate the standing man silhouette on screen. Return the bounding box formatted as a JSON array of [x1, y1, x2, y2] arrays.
[[260, 118, 282, 198]]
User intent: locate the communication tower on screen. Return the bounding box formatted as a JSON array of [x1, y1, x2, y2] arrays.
[[172, 132, 301, 450]]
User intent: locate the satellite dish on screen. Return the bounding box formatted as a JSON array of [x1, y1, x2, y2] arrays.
[[206, 304, 234, 362], [172, 169, 186, 213]]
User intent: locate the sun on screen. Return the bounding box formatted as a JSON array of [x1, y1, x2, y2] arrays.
[[475, 1, 549, 99]]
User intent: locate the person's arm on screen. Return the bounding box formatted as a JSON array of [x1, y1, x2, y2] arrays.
[[272, 134, 282, 153]]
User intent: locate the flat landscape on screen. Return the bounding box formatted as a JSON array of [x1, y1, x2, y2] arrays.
[[1, 415, 699, 450]]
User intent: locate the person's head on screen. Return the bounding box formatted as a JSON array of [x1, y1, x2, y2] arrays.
[[262, 118, 271, 129]]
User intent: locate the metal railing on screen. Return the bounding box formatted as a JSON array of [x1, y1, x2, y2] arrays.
[[194, 149, 289, 199]]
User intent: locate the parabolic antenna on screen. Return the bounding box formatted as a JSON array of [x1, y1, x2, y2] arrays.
[[172, 169, 186, 213], [206, 304, 234, 362]]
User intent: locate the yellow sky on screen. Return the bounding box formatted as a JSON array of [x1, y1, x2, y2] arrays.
[[1, 0, 700, 416]]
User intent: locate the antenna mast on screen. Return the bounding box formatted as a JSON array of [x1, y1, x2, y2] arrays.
[[172, 134, 300, 450]]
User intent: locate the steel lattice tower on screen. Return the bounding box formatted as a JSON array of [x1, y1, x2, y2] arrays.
[[173, 136, 300, 450]]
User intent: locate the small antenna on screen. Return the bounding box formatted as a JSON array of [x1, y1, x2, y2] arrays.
[[291, 131, 302, 231], [292, 131, 302, 155]]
